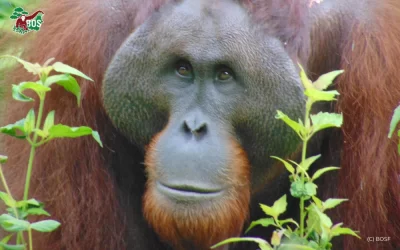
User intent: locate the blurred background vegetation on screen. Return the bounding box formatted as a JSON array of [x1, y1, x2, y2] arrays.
[[0, 0, 41, 100]]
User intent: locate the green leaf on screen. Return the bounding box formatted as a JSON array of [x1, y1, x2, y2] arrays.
[[52, 62, 93, 81], [278, 244, 315, 250], [313, 70, 344, 90], [0, 243, 25, 250], [299, 155, 321, 172], [298, 64, 313, 90], [14, 8, 24, 12], [48, 125, 103, 147], [331, 226, 360, 239], [271, 230, 282, 246], [245, 218, 275, 233], [9, 16, 18, 19], [260, 195, 287, 218], [275, 110, 304, 138], [12, 84, 33, 102], [0, 119, 26, 139], [52, 75, 81, 105], [271, 156, 295, 175], [211, 237, 272, 250], [388, 105, 400, 138], [311, 196, 323, 210], [0, 155, 7, 164], [305, 182, 317, 197], [279, 218, 299, 228], [43, 74, 68, 87], [1, 56, 41, 75], [311, 167, 340, 181], [16, 199, 41, 208], [304, 88, 339, 102], [43, 58, 55, 67], [323, 198, 348, 210], [0, 192, 16, 208], [31, 220, 61, 232], [306, 204, 332, 236], [18, 81, 51, 94], [0, 214, 30, 232], [43, 111, 55, 135], [26, 208, 50, 217], [0, 234, 13, 244], [310, 112, 343, 134], [290, 181, 317, 199], [24, 109, 35, 134]]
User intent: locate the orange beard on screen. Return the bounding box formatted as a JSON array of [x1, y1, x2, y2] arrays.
[[143, 135, 251, 250]]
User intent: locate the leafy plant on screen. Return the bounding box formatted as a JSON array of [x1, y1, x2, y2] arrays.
[[0, 55, 102, 250], [212, 66, 360, 250], [388, 105, 400, 154]]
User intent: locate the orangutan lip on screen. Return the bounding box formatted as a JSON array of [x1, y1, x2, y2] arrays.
[[157, 182, 223, 198]]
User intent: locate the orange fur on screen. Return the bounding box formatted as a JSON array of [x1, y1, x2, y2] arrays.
[[144, 132, 251, 250], [336, 1, 400, 249], [0, 0, 399, 249]]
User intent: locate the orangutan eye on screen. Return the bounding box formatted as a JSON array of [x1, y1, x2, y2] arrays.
[[216, 67, 234, 81], [176, 61, 193, 78]]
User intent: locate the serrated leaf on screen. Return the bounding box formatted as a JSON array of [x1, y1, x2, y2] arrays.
[[43, 111, 55, 134], [48, 125, 103, 147], [0, 214, 30, 232], [304, 88, 339, 102], [24, 109, 35, 134], [12, 84, 32, 102], [275, 110, 304, 138], [388, 105, 400, 138], [271, 156, 295, 175], [331, 226, 361, 239], [261, 195, 287, 218], [299, 155, 321, 172], [0, 155, 7, 164], [52, 62, 93, 81], [52, 75, 81, 106], [290, 181, 316, 199], [0, 192, 16, 208], [313, 70, 344, 90], [310, 112, 343, 134], [2, 56, 41, 75], [311, 167, 340, 181], [298, 64, 313, 90], [211, 237, 272, 250], [245, 218, 275, 233], [323, 198, 348, 210], [31, 220, 60, 232], [0, 119, 26, 139]]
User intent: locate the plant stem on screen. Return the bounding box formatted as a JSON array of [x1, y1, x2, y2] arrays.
[[0, 163, 25, 244], [28, 227, 33, 250], [299, 99, 312, 237], [23, 94, 46, 202]]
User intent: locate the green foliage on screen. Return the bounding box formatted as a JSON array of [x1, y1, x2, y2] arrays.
[[212, 66, 359, 250], [0, 56, 101, 250], [388, 105, 400, 154]]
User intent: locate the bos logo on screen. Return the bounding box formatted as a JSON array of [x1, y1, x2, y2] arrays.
[[10, 7, 44, 35]]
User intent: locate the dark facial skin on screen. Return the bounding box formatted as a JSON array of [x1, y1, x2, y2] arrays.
[[103, 0, 304, 248]]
